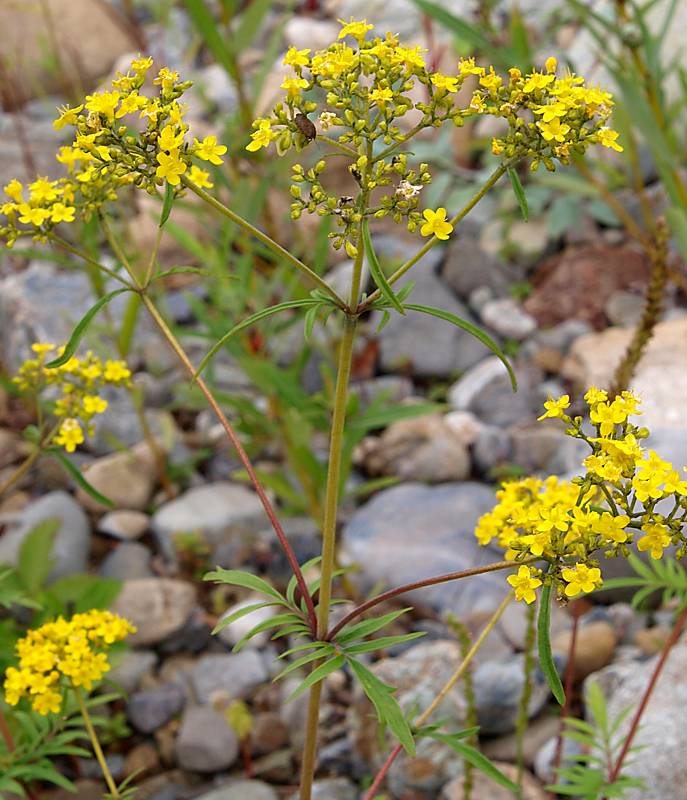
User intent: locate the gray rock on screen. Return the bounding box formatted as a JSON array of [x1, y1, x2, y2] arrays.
[[473, 654, 554, 735], [357, 414, 471, 483], [442, 231, 519, 299], [534, 734, 585, 785], [351, 375, 415, 410], [100, 542, 153, 580], [112, 579, 196, 646], [77, 445, 157, 513], [107, 650, 157, 694], [372, 259, 490, 378], [196, 64, 239, 113], [605, 290, 646, 327], [350, 641, 467, 794], [480, 297, 537, 340], [342, 482, 504, 616], [152, 482, 265, 557], [472, 424, 513, 477], [289, 778, 358, 800], [175, 706, 238, 773], [127, 682, 186, 734], [190, 651, 269, 705], [448, 357, 541, 427], [331, 0, 473, 41], [98, 509, 150, 541], [216, 598, 278, 649], [508, 423, 588, 476], [442, 761, 547, 799], [284, 16, 339, 51], [89, 393, 174, 455], [534, 319, 593, 354], [197, 781, 279, 800], [585, 645, 687, 800], [0, 491, 90, 581]]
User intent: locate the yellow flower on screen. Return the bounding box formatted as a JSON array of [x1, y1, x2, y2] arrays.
[[103, 360, 131, 383], [280, 76, 309, 99], [369, 87, 394, 106], [29, 177, 59, 203], [537, 118, 571, 142], [85, 90, 120, 123], [537, 395, 570, 420], [458, 57, 485, 77], [593, 513, 629, 544], [188, 165, 213, 189], [4, 179, 24, 202], [584, 386, 608, 408], [533, 102, 568, 122], [18, 204, 50, 226], [158, 124, 185, 152], [545, 56, 558, 74], [193, 135, 227, 165], [420, 208, 454, 240], [507, 565, 542, 604], [431, 73, 459, 93], [523, 71, 555, 93], [155, 149, 187, 185], [479, 69, 502, 91], [53, 103, 84, 130], [54, 419, 84, 453], [82, 395, 108, 415], [49, 202, 76, 223], [598, 127, 623, 152], [492, 138, 504, 155], [561, 564, 602, 597], [283, 47, 311, 68], [637, 522, 671, 560], [338, 17, 373, 40], [246, 119, 275, 152], [131, 55, 154, 74], [115, 92, 148, 118], [154, 67, 180, 93]]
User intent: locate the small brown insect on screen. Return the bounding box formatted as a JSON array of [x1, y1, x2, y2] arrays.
[[294, 113, 316, 142]]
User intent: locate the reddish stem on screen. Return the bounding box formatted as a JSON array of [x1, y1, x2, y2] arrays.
[[605, 602, 687, 789], [364, 743, 402, 800], [552, 600, 583, 776], [327, 559, 532, 641]]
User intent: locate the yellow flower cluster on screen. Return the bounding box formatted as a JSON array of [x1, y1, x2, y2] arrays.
[[0, 57, 226, 247], [478, 388, 687, 602], [246, 18, 619, 254], [13, 343, 131, 453], [3, 610, 135, 715]]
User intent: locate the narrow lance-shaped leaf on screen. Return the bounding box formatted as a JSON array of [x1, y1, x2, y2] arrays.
[[160, 182, 175, 228], [286, 655, 345, 702], [45, 288, 132, 368], [49, 449, 115, 508], [204, 568, 285, 603], [431, 732, 519, 791], [537, 583, 565, 705], [362, 219, 405, 314], [402, 303, 517, 391], [194, 299, 321, 379], [508, 167, 529, 221]]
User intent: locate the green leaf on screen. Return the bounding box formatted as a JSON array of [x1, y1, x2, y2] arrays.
[[431, 733, 519, 791], [336, 608, 413, 645], [274, 645, 336, 682], [48, 450, 115, 508], [537, 584, 565, 705], [402, 303, 517, 391], [184, 0, 238, 80], [195, 299, 320, 378], [204, 568, 285, 603], [363, 220, 405, 315], [43, 574, 121, 615], [212, 601, 278, 634], [160, 182, 175, 227], [349, 658, 415, 755], [151, 266, 212, 282], [286, 655, 345, 701], [233, 612, 302, 652], [344, 631, 426, 654], [45, 288, 131, 368], [508, 168, 529, 221], [17, 519, 59, 594]]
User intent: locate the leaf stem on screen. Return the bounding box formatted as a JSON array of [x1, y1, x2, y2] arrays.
[[75, 687, 120, 798], [140, 294, 318, 635], [327, 559, 532, 641], [180, 176, 346, 308], [48, 234, 134, 288], [364, 591, 514, 799], [0, 446, 42, 498]]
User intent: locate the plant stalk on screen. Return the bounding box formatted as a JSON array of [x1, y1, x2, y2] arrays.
[[364, 591, 514, 799], [0, 447, 42, 498], [75, 688, 119, 798]]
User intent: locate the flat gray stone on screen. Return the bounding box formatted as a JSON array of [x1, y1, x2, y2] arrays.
[[190, 651, 269, 705], [111, 579, 196, 646], [196, 781, 278, 800], [100, 542, 153, 580], [175, 706, 238, 773]]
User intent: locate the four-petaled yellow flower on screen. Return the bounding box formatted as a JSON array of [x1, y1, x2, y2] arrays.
[[18, 204, 50, 226], [4, 179, 23, 202], [338, 17, 373, 41], [188, 165, 213, 189], [369, 87, 394, 106], [523, 71, 555, 92], [598, 127, 623, 152], [54, 419, 84, 453], [53, 103, 84, 130], [537, 118, 571, 142], [538, 395, 570, 420], [637, 522, 671, 560], [156, 150, 187, 185], [507, 565, 542, 604], [246, 119, 276, 152], [284, 47, 311, 68], [431, 73, 459, 93], [561, 564, 602, 597], [420, 208, 454, 240], [193, 135, 227, 165], [85, 90, 120, 123], [158, 124, 185, 152], [280, 76, 309, 99], [49, 202, 76, 223], [103, 360, 131, 383]]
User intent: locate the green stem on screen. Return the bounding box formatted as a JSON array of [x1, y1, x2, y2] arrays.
[[143, 224, 164, 287], [316, 134, 359, 157], [75, 687, 119, 798], [48, 235, 134, 288], [0, 447, 42, 498], [358, 163, 509, 311], [180, 177, 346, 308], [299, 315, 358, 800]]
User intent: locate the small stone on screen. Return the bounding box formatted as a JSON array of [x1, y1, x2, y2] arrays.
[[534, 733, 585, 785], [77, 444, 156, 513], [98, 510, 150, 541], [216, 598, 278, 650], [444, 411, 486, 447], [190, 651, 269, 705], [482, 714, 561, 767], [152, 482, 265, 557], [441, 761, 547, 799], [442, 230, 521, 299], [635, 626, 671, 656], [508, 423, 589, 476], [473, 654, 554, 735], [481, 297, 537, 340], [122, 742, 159, 779], [0, 429, 21, 469], [605, 290, 646, 327], [251, 712, 289, 756], [127, 682, 186, 734], [289, 778, 358, 800], [112, 579, 196, 646], [284, 16, 339, 51], [534, 319, 593, 354], [0, 490, 90, 581], [351, 375, 415, 410], [508, 219, 550, 263], [196, 781, 279, 800], [196, 64, 238, 113], [357, 414, 471, 483], [100, 542, 153, 580], [175, 706, 238, 773], [472, 425, 513, 477], [552, 621, 617, 681], [108, 650, 157, 694]]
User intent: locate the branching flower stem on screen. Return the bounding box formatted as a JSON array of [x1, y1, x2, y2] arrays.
[[364, 591, 514, 800], [75, 687, 120, 799]]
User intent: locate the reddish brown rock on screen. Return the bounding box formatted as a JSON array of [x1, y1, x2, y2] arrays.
[[524, 244, 649, 329]]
